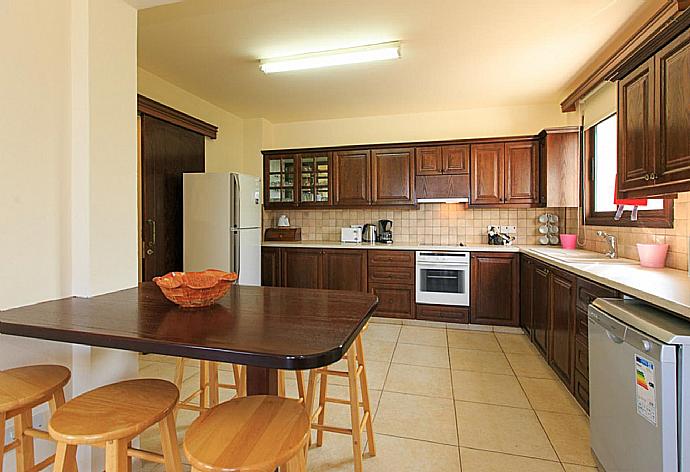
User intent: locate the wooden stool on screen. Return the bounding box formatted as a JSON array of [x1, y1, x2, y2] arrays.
[[174, 359, 246, 413], [278, 370, 306, 402], [184, 395, 309, 472], [1, 365, 71, 472], [49, 379, 183, 472], [305, 333, 375, 472]]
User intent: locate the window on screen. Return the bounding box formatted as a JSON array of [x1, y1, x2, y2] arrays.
[[584, 114, 673, 228]]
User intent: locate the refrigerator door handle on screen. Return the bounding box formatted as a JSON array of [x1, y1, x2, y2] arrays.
[[232, 228, 241, 278], [232, 173, 240, 228]]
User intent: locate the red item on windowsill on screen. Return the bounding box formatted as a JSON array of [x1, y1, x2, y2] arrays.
[[613, 175, 648, 206]]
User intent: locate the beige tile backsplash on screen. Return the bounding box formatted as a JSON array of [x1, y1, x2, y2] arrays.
[[264, 205, 566, 246], [265, 192, 690, 271]]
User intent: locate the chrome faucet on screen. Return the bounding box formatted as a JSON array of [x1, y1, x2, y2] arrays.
[[596, 231, 618, 258]]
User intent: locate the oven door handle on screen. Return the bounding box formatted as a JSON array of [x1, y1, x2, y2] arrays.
[[417, 263, 469, 269]]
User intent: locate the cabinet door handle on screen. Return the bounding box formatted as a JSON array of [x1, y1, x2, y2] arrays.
[[650, 172, 657, 180], [644, 173, 651, 181]]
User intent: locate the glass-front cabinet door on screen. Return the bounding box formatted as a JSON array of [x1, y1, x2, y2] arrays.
[[265, 155, 297, 208], [299, 152, 332, 206]]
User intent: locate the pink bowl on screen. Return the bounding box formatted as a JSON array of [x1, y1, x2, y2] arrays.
[[560, 234, 577, 249], [636, 243, 669, 268]]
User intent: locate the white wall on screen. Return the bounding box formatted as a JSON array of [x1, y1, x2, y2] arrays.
[[270, 103, 578, 150]]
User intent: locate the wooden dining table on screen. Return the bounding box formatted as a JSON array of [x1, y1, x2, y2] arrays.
[[0, 283, 378, 395]]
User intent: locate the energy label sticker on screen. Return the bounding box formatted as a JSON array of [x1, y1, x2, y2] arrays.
[[635, 354, 657, 426]]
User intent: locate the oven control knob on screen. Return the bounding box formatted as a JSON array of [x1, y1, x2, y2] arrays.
[[642, 340, 652, 352]]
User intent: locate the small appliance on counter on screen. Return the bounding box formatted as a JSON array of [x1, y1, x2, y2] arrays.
[[362, 224, 377, 243], [277, 214, 290, 227], [487, 225, 515, 246], [264, 227, 301, 241], [341, 226, 363, 243], [377, 219, 393, 244]]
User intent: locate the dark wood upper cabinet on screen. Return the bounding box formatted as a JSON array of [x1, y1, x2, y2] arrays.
[[371, 148, 415, 205], [470, 143, 505, 205], [618, 57, 657, 193], [281, 249, 322, 289], [532, 261, 550, 357], [617, 27, 690, 198], [549, 269, 576, 389], [261, 247, 281, 287], [299, 151, 332, 207], [654, 28, 690, 187], [443, 145, 470, 174], [333, 150, 371, 206], [264, 154, 299, 209], [322, 250, 367, 292], [415, 147, 443, 175], [505, 141, 539, 204], [470, 253, 519, 326], [538, 128, 580, 207]]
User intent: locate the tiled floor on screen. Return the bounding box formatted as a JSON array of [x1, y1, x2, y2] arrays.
[[137, 320, 598, 471]]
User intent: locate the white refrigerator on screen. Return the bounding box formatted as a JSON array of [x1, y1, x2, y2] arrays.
[[183, 173, 262, 286]]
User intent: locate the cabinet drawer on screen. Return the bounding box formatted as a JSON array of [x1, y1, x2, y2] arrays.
[[368, 250, 414, 267], [416, 304, 469, 324], [576, 307, 588, 342], [368, 265, 414, 284], [576, 278, 619, 312], [369, 283, 415, 319], [574, 369, 589, 414], [574, 338, 589, 377]]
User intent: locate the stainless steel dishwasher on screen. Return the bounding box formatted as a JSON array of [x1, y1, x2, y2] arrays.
[[588, 298, 690, 472]]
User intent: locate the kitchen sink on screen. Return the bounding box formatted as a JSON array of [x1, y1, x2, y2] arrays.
[[530, 248, 638, 265]]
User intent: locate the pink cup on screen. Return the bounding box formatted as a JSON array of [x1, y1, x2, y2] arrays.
[[560, 234, 577, 249], [637, 243, 669, 268]]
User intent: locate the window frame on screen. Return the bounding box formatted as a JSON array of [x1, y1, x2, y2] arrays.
[[583, 114, 673, 228]]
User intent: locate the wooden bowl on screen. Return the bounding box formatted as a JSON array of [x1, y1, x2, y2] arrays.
[[153, 269, 238, 309]]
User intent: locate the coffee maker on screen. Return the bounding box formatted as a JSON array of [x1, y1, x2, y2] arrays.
[[377, 219, 393, 244]]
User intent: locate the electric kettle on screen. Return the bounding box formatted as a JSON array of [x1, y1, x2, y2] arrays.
[[277, 214, 290, 227], [363, 224, 377, 243]]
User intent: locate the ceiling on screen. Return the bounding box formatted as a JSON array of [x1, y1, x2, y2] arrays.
[[138, 0, 649, 123]]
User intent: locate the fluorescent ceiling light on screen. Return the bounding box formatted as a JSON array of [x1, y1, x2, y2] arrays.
[[259, 41, 401, 74]]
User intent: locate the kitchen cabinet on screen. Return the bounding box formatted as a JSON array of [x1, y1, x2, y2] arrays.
[[531, 260, 550, 357], [415, 145, 469, 175], [333, 150, 371, 206], [367, 250, 415, 319], [282, 248, 322, 289], [299, 151, 332, 207], [371, 148, 415, 205], [538, 127, 580, 207], [470, 140, 540, 206], [549, 268, 576, 389], [616, 27, 690, 198], [322, 249, 367, 292], [470, 253, 519, 326], [261, 247, 281, 287], [520, 255, 534, 338], [416, 304, 469, 323], [264, 154, 298, 209]]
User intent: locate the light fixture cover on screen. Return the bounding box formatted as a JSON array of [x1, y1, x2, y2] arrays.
[[260, 41, 401, 74]]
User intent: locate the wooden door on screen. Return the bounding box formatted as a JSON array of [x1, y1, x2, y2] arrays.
[[261, 247, 281, 287], [368, 283, 415, 319], [520, 256, 534, 338], [470, 253, 519, 326], [333, 150, 371, 206], [322, 250, 367, 291], [141, 115, 205, 281], [470, 143, 504, 205], [532, 262, 550, 357], [505, 141, 539, 204], [415, 147, 443, 175], [442, 145, 470, 174], [281, 249, 322, 289], [549, 269, 576, 389], [618, 57, 656, 193], [654, 29, 690, 186], [371, 148, 415, 205]]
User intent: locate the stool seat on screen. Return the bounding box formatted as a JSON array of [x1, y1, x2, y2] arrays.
[[0, 365, 71, 415], [49, 379, 178, 444], [184, 395, 309, 472]]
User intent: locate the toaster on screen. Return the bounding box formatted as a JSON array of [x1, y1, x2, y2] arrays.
[[341, 227, 363, 243]]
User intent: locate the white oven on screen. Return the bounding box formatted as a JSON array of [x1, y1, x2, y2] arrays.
[[415, 251, 470, 306]]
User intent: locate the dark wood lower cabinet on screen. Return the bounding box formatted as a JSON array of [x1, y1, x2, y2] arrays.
[[368, 250, 416, 319], [548, 269, 576, 389], [520, 256, 534, 338], [416, 304, 469, 323], [531, 260, 550, 357], [369, 282, 415, 319], [470, 253, 519, 326], [322, 250, 367, 291], [573, 369, 590, 414], [281, 248, 322, 289], [261, 247, 281, 287]]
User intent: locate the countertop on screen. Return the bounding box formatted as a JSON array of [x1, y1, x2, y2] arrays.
[[263, 240, 690, 321]]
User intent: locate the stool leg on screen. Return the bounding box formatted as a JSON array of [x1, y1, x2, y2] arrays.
[[208, 362, 220, 407], [315, 370, 328, 447], [277, 370, 286, 397], [105, 439, 128, 472], [0, 412, 5, 472], [53, 442, 78, 472], [296, 371, 306, 402], [237, 365, 247, 397], [173, 358, 185, 419], [284, 445, 307, 472], [159, 414, 183, 472], [199, 361, 208, 409], [14, 410, 35, 472], [346, 346, 363, 472], [356, 335, 376, 457]]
